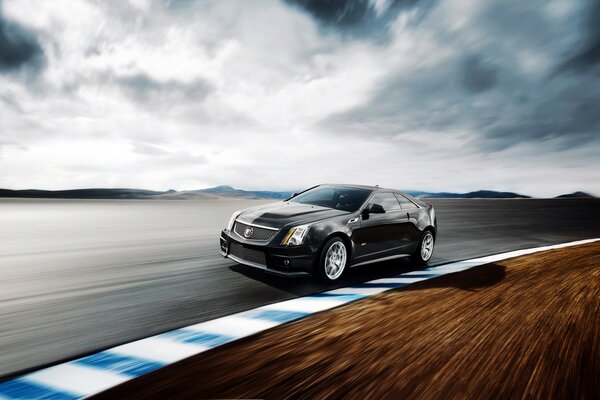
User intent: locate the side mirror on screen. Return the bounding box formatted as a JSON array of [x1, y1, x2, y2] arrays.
[[364, 203, 385, 214], [370, 204, 385, 213]]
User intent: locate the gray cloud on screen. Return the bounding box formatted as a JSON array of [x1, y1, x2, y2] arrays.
[[133, 147, 209, 168], [286, 0, 375, 27], [558, 0, 600, 72], [284, 0, 433, 39], [461, 56, 498, 93], [117, 73, 214, 107], [131, 142, 170, 156], [0, 140, 26, 160], [320, 0, 600, 154], [0, 0, 598, 196], [0, 91, 23, 112], [0, 1, 44, 72]]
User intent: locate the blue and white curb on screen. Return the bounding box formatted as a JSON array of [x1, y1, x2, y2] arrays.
[[0, 238, 597, 399]]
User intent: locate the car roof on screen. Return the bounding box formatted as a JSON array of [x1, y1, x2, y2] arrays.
[[320, 184, 428, 207], [321, 183, 396, 192]]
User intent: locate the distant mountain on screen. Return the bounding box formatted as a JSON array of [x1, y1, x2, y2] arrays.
[[0, 188, 171, 199], [2, 186, 591, 200], [193, 185, 294, 199], [555, 191, 595, 198], [182, 187, 532, 200], [408, 190, 530, 199], [0, 186, 294, 200]]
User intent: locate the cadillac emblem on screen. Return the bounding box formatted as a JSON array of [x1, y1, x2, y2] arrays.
[[243, 227, 253, 238]]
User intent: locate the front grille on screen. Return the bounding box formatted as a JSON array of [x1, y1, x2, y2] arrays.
[[229, 243, 267, 266], [234, 221, 277, 241]]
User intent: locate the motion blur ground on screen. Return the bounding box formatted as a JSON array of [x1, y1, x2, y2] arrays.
[[93, 241, 600, 400], [0, 198, 598, 377]]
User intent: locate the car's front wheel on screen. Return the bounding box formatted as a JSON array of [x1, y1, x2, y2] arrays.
[[318, 237, 348, 282], [411, 230, 435, 265]]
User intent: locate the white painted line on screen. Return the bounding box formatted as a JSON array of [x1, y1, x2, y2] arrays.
[[109, 337, 206, 364], [427, 262, 479, 273], [24, 363, 129, 397], [401, 270, 444, 276], [186, 315, 280, 338], [327, 287, 391, 296], [368, 277, 433, 284], [259, 298, 349, 313]]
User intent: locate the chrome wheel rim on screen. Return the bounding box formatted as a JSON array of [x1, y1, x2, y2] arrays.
[[421, 232, 434, 261], [325, 241, 347, 280]]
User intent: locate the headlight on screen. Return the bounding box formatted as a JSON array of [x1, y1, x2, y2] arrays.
[[281, 224, 309, 246], [227, 210, 242, 231]]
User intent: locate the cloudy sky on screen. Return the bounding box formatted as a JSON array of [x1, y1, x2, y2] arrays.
[[0, 0, 598, 196]]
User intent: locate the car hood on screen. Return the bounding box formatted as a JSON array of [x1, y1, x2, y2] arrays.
[[237, 201, 349, 229]]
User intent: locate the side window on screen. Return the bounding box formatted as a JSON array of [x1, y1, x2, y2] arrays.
[[395, 193, 418, 210], [369, 193, 401, 212]]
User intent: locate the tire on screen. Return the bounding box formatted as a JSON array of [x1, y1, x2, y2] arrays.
[[317, 237, 348, 282], [411, 230, 435, 265]]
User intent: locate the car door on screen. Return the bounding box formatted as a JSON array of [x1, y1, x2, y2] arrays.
[[395, 193, 423, 249], [352, 192, 412, 262]]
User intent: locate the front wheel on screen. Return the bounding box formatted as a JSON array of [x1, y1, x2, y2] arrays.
[[318, 237, 348, 282], [411, 230, 435, 265]]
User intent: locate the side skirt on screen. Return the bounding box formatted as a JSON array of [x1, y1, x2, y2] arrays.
[[349, 253, 411, 268]]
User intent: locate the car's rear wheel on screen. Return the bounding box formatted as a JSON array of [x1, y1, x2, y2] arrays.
[[411, 230, 434, 265], [318, 237, 348, 282]]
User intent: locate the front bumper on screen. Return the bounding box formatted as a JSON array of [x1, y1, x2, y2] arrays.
[[220, 229, 315, 276]]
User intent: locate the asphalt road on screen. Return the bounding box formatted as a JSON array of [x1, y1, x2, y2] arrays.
[[0, 198, 599, 377]]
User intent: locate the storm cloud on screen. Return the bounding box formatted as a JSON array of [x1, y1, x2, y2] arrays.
[[558, 0, 600, 72], [320, 0, 600, 154], [285, 0, 433, 39], [0, 1, 43, 72], [461, 56, 498, 93], [0, 0, 598, 196]]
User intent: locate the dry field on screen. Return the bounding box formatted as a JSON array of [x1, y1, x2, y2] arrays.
[[95, 242, 600, 399]]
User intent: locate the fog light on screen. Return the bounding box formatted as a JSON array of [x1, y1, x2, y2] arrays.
[[283, 259, 290, 266]]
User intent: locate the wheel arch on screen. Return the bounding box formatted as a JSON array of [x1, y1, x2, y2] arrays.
[[423, 224, 436, 238]]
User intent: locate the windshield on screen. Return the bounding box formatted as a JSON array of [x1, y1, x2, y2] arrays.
[[289, 186, 373, 212]]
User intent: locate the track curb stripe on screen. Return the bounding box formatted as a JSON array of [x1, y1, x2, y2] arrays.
[[0, 238, 597, 399], [73, 352, 164, 377]]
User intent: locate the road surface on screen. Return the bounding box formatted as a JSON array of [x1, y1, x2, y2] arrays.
[[0, 198, 598, 377]]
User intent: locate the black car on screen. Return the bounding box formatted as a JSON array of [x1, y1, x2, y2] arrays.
[[219, 184, 437, 282]]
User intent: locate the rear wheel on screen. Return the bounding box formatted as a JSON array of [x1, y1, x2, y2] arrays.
[[318, 237, 348, 282], [411, 230, 434, 265]]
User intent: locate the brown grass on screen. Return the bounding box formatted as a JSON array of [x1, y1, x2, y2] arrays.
[[94, 242, 600, 400]]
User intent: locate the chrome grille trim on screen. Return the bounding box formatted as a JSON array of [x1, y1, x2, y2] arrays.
[[236, 219, 279, 230], [233, 221, 278, 241]]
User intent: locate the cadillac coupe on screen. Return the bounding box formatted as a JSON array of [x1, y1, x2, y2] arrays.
[[219, 184, 437, 282]]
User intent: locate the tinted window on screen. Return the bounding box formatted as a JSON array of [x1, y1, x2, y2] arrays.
[[369, 193, 401, 212], [290, 186, 372, 212], [395, 193, 418, 209]]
